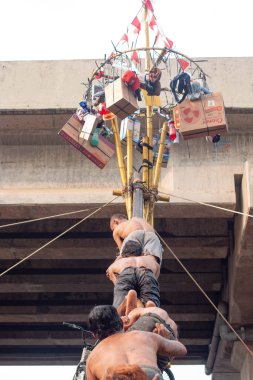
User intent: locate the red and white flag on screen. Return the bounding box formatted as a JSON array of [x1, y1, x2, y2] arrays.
[[131, 51, 140, 64], [164, 36, 173, 49], [120, 33, 129, 43], [177, 58, 190, 71], [131, 16, 141, 33], [149, 14, 157, 30], [144, 0, 154, 13]]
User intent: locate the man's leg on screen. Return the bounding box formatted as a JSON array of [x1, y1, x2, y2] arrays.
[[138, 268, 160, 307], [112, 268, 137, 316]]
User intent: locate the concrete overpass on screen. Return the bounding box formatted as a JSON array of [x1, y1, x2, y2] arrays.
[[0, 58, 252, 379]]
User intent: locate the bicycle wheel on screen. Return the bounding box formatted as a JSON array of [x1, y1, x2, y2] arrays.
[[163, 367, 175, 380], [72, 362, 86, 380]]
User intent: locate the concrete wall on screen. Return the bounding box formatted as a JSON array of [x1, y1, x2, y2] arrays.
[[0, 58, 253, 206], [0, 58, 253, 110]]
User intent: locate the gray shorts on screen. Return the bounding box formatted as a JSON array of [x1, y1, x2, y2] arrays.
[[112, 267, 160, 310], [120, 230, 163, 264]]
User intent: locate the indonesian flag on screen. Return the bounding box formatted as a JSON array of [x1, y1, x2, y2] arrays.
[[120, 33, 129, 43], [131, 51, 140, 64], [144, 0, 154, 13], [164, 36, 173, 49], [177, 58, 190, 71], [131, 16, 141, 33], [149, 14, 156, 30]]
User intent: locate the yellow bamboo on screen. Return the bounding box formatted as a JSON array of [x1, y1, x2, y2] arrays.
[[126, 128, 133, 219], [111, 118, 127, 187], [142, 135, 149, 219], [144, 4, 154, 224], [153, 121, 168, 188]]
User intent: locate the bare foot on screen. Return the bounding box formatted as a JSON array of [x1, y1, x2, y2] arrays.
[[117, 298, 127, 316], [125, 290, 138, 315], [145, 300, 156, 308]]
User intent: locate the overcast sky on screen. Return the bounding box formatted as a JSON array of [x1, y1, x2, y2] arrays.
[[0, 0, 250, 378], [0, 0, 252, 61]]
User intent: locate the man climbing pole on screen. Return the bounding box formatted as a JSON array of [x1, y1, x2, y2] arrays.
[[122, 290, 177, 339], [106, 246, 160, 315], [110, 214, 163, 264], [86, 305, 187, 380]]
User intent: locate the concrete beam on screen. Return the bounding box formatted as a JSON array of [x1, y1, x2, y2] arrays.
[[0, 273, 222, 293], [229, 161, 253, 324]]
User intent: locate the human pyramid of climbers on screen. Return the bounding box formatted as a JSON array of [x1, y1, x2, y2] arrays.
[[86, 214, 187, 380]]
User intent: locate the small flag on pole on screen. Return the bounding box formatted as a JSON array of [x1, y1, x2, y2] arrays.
[[131, 16, 141, 33], [177, 58, 190, 71], [149, 15, 156, 30], [144, 0, 154, 13], [131, 51, 140, 64]]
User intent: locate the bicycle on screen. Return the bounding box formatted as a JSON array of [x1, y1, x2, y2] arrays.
[[63, 322, 98, 380]]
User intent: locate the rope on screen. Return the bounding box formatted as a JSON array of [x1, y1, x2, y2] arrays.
[[156, 231, 253, 358], [0, 206, 110, 230], [158, 191, 253, 219], [0, 196, 119, 278]]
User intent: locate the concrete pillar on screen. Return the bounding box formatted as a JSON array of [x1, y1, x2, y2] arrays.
[[231, 342, 253, 380]]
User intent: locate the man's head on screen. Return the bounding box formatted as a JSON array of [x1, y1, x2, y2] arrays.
[[110, 214, 128, 231], [88, 305, 123, 341], [104, 364, 147, 380], [121, 240, 142, 257]]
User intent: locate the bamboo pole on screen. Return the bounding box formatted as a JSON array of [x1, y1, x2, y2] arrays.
[[111, 117, 132, 218], [144, 4, 154, 225], [153, 121, 168, 188], [126, 128, 133, 219], [142, 136, 149, 219]]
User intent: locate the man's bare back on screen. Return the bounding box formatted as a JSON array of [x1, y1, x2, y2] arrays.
[[86, 330, 187, 380], [106, 255, 160, 284], [110, 216, 154, 250]]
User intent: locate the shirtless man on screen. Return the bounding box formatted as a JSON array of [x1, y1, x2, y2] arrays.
[[122, 290, 178, 371], [122, 290, 177, 340], [110, 214, 163, 264], [86, 305, 187, 380], [106, 251, 160, 315]]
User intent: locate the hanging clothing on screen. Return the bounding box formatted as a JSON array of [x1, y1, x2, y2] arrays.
[[170, 72, 192, 103]]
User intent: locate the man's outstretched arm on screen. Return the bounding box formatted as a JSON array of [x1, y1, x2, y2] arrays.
[[156, 334, 187, 357]]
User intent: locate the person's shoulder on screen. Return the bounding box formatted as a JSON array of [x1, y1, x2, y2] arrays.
[[127, 329, 153, 339]]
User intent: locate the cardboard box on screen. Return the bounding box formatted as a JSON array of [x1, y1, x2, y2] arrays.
[[79, 114, 98, 140], [173, 92, 228, 140], [105, 78, 138, 120], [58, 114, 115, 169]]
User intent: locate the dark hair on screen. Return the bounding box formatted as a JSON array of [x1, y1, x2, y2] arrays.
[[121, 241, 142, 257], [88, 305, 123, 340], [104, 365, 147, 380], [110, 214, 128, 223]]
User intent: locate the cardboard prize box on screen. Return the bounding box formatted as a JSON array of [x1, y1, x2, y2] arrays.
[[58, 114, 115, 169], [173, 92, 228, 139], [105, 78, 138, 120]]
